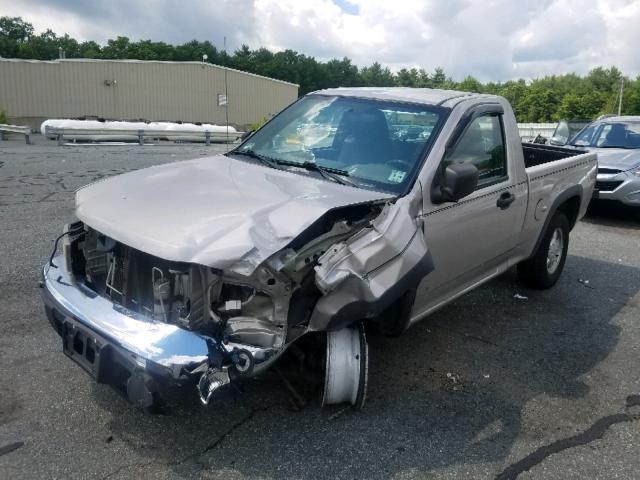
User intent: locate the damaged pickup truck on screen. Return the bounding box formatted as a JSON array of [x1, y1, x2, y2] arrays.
[[41, 88, 597, 411]]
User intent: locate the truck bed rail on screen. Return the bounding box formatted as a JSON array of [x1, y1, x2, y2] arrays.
[[522, 143, 586, 168]]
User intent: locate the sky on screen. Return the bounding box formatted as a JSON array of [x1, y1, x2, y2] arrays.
[[2, 0, 639, 81]]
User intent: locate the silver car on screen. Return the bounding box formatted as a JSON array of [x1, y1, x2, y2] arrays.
[[570, 116, 640, 206]]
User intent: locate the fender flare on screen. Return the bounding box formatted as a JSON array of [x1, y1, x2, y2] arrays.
[[529, 184, 583, 257]]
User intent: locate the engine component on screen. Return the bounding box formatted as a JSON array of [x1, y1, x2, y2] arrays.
[[221, 299, 242, 316], [197, 367, 231, 405], [224, 316, 284, 349], [96, 234, 116, 252], [152, 267, 171, 322], [231, 348, 254, 376], [170, 270, 190, 326], [322, 322, 368, 409], [105, 249, 129, 301]]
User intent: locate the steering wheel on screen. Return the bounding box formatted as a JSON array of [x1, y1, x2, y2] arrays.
[[384, 159, 412, 171]]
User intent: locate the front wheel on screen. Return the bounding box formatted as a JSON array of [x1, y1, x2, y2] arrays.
[[517, 211, 569, 289], [322, 322, 368, 409]]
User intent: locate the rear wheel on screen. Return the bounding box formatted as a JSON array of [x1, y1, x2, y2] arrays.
[[517, 211, 569, 289]]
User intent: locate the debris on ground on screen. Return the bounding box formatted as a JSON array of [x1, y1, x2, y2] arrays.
[[578, 278, 594, 289], [446, 372, 463, 390], [513, 293, 528, 300]]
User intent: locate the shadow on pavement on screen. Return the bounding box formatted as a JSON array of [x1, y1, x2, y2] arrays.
[[92, 254, 639, 479], [583, 200, 640, 229]]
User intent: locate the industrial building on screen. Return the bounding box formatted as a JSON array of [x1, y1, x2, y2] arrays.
[[0, 58, 299, 130]]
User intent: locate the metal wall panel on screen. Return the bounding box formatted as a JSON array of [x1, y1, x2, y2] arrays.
[[0, 59, 298, 128]]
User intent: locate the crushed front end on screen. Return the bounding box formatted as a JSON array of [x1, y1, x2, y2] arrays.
[[41, 221, 298, 410], [40, 202, 384, 409]]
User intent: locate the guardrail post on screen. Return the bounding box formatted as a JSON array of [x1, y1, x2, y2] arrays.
[[57, 133, 64, 146], [138, 130, 144, 146], [205, 131, 211, 146]]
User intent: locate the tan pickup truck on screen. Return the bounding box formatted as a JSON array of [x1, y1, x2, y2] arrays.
[[41, 88, 597, 411]]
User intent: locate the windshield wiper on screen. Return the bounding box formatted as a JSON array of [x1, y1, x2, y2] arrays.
[[227, 149, 282, 169], [229, 150, 356, 186], [274, 160, 356, 187]]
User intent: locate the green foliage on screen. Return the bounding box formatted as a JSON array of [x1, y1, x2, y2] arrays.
[[359, 62, 396, 87], [0, 110, 7, 124], [1, 15, 638, 121], [457, 75, 483, 93], [249, 116, 269, 131]]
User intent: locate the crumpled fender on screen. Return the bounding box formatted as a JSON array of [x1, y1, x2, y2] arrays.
[[309, 188, 433, 332]]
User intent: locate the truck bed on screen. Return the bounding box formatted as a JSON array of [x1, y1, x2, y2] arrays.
[[522, 143, 586, 168], [519, 144, 597, 262]]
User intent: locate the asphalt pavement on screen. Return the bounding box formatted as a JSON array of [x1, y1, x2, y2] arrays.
[[1, 135, 639, 479]]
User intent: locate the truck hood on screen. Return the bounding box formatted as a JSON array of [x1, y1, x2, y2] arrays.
[[75, 155, 392, 274], [589, 148, 640, 171]]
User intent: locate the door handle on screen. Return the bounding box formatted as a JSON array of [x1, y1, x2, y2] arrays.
[[496, 192, 516, 210]]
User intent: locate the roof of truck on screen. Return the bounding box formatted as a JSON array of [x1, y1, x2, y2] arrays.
[[310, 87, 492, 106]]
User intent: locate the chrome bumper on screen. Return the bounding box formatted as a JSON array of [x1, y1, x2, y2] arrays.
[[41, 255, 213, 408]]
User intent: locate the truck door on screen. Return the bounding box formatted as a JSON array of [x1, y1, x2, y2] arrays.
[[412, 104, 527, 317]]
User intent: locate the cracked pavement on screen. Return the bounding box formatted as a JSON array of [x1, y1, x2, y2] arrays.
[[1, 135, 639, 479]]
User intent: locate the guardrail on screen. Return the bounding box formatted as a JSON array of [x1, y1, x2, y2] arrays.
[[0, 124, 31, 144], [517, 123, 556, 143], [44, 126, 243, 146]]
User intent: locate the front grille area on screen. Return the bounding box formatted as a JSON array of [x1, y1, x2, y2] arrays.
[[596, 180, 624, 192], [73, 228, 206, 328]]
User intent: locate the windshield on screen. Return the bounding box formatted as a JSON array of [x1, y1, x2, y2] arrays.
[[551, 120, 590, 145], [232, 95, 446, 194], [571, 121, 640, 149]]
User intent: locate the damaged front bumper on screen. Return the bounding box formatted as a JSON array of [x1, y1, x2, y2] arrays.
[[41, 255, 235, 409]]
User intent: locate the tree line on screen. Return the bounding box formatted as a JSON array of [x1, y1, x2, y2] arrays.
[[2, 16, 639, 122]]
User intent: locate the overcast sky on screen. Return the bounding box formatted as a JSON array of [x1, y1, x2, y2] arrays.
[[2, 0, 639, 81]]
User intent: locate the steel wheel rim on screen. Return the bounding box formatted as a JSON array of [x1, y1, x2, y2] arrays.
[[322, 324, 366, 406], [546, 227, 564, 274]]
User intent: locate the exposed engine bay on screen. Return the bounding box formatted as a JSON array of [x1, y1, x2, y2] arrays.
[[59, 200, 403, 406]]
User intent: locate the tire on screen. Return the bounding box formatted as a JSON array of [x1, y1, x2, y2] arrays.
[[322, 322, 368, 409], [517, 211, 569, 290]]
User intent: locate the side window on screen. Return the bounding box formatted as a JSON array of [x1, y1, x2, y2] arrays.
[[444, 114, 507, 188]]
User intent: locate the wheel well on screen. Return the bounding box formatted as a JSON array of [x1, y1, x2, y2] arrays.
[[557, 195, 581, 230]]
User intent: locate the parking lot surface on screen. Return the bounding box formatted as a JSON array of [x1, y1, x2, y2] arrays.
[[1, 135, 639, 479]]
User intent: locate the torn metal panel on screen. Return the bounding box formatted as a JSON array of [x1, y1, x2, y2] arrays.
[[310, 189, 433, 332]]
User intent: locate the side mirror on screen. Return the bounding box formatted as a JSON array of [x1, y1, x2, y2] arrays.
[[240, 130, 255, 141], [431, 163, 479, 204], [548, 136, 568, 146]]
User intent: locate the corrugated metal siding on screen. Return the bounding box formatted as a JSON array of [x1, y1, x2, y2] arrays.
[[0, 59, 298, 127]]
